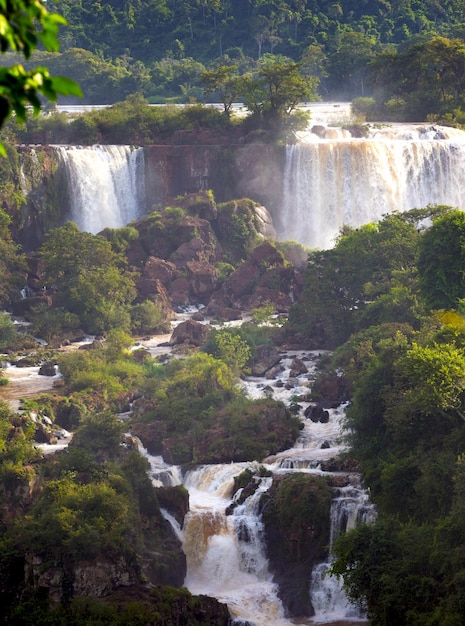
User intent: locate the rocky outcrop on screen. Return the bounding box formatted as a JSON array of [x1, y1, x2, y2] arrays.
[[206, 240, 302, 316], [131, 397, 302, 466], [251, 345, 282, 376], [260, 474, 332, 617], [24, 553, 140, 604]]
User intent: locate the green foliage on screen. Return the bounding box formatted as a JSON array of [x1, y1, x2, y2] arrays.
[[203, 328, 251, 376], [201, 65, 241, 115], [418, 209, 465, 310], [19, 476, 132, 562], [305, 207, 465, 623], [71, 412, 125, 457], [205, 396, 301, 462], [368, 36, 465, 122], [0, 0, 81, 154], [287, 213, 422, 348], [39, 223, 137, 334], [0, 209, 27, 307], [57, 339, 145, 403], [143, 351, 236, 418], [216, 198, 260, 262], [0, 312, 17, 350], [241, 59, 318, 121], [28, 305, 81, 344]]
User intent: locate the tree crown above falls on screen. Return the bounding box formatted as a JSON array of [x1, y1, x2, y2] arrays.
[[0, 0, 81, 154]]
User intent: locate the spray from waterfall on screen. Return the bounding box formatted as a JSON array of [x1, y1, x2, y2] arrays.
[[57, 145, 145, 234]]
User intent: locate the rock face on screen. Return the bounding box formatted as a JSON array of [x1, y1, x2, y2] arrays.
[[260, 474, 333, 617], [207, 240, 302, 316]]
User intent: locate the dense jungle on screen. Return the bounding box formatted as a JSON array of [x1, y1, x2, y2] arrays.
[[3, 1, 465, 625]]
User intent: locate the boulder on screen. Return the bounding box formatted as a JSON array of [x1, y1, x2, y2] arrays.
[[311, 125, 326, 138], [170, 236, 217, 268], [223, 262, 260, 300], [186, 260, 218, 299], [289, 358, 308, 377], [251, 345, 282, 376], [169, 319, 211, 347], [304, 404, 330, 423], [142, 257, 177, 285], [247, 240, 283, 269], [38, 362, 56, 376]]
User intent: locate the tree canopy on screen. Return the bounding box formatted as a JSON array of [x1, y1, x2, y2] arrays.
[[0, 0, 81, 152]]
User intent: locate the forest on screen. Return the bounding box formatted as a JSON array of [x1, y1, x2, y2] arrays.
[[3, 1, 465, 625], [4, 0, 465, 124]]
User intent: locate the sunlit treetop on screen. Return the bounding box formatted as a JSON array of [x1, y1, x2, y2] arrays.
[[0, 0, 82, 154]]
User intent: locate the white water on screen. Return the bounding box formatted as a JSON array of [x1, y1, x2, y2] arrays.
[[57, 145, 145, 234], [281, 124, 465, 249], [144, 349, 374, 625]]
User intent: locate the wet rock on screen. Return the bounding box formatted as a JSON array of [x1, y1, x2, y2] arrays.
[[311, 124, 326, 138], [251, 345, 281, 376], [305, 404, 330, 423], [261, 474, 332, 617], [289, 357, 308, 376], [191, 310, 205, 321], [38, 362, 56, 376], [156, 485, 189, 527], [255, 204, 277, 239]]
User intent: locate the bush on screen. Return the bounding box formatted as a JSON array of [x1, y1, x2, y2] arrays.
[[131, 300, 170, 335]]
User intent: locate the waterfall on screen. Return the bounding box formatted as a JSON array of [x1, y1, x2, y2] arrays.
[[281, 127, 465, 249], [310, 483, 377, 622], [57, 145, 145, 234], [182, 463, 291, 626]]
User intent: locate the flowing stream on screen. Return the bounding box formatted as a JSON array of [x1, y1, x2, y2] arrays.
[[0, 314, 375, 624]]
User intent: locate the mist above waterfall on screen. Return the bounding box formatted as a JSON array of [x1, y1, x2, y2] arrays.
[[58, 145, 146, 234], [281, 124, 465, 249]]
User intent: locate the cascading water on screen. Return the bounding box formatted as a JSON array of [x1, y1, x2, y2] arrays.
[[281, 125, 465, 249], [310, 482, 376, 622], [57, 145, 145, 234], [138, 344, 374, 625]]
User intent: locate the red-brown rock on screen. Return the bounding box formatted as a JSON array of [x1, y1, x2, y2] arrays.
[[169, 319, 211, 347]]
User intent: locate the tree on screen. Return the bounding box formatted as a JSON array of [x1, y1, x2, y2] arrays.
[[0, 0, 81, 154], [418, 209, 465, 310], [241, 58, 318, 124], [200, 64, 240, 115], [0, 208, 27, 307], [39, 222, 137, 333]]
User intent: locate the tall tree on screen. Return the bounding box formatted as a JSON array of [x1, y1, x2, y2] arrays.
[[418, 209, 465, 310]]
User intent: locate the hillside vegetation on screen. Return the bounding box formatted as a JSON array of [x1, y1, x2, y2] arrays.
[[3, 1, 465, 125]]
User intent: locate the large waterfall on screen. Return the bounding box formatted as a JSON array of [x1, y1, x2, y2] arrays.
[[57, 145, 145, 234], [280, 125, 465, 249]]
